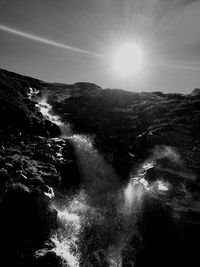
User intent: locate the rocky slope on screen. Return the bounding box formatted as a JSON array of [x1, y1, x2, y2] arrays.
[[0, 134, 80, 266], [0, 68, 200, 266], [0, 69, 80, 266], [52, 85, 200, 180]]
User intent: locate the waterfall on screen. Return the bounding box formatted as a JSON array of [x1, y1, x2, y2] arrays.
[[36, 95, 72, 136], [52, 137, 148, 267], [51, 190, 86, 267], [32, 90, 176, 267], [68, 134, 120, 202]]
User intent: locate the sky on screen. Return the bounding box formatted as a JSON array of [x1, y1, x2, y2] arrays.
[[0, 0, 200, 93]]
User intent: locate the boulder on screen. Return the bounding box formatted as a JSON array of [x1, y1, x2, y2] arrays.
[[58, 160, 80, 189], [41, 172, 61, 187], [0, 183, 58, 266], [28, 175, 45, 187], [44, 119, 61, 138], [34, 249, 63, 267]]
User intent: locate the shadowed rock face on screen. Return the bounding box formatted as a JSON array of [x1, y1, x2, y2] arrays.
[[52, 87, 200, 180]]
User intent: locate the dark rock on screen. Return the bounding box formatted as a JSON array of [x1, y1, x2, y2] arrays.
[[41, 172, 61, 187], [13, 160, 24, 170], [136, 195, 176, 267], [144, 167, 157, 182], [16, 171, 28, 182], [5, 162, 14, 170], [44, 119, 61, 138], [0, 155, 6, 167], [34, 149, 54, 162], [28, 176, 45, 187], [0, 183, 58, 266], [0, 168, 10, 186], [34, 249, 63, 267]]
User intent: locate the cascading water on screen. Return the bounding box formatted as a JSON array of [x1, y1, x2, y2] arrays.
[[31, 90, 184, 266], [51, 190, 86, 267], [32, 93, 135, 265], [36, 95, 72, 136], [68, 134, 120, 201], [36, 97, 63, 126]]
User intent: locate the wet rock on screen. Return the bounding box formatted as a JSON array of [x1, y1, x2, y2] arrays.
[[136, 195, 176, 267], [58, 160, 80, 189], [0, 182, 58, 266], [0, 155, 6, 167], [44, 119, 61, 138], [41, 172, 61, 187], [40, 184, 53, 194], [5, 162, 14, 171], [34, 249, 63, 267], [16, 170, 28, 182], [0, 168, 10, 185], [14, 160, 24, 170], [23, 149, 34, 156], [34, 149, 54, 162], [28, 175, 45, 187], [144, 166, 157, 182]]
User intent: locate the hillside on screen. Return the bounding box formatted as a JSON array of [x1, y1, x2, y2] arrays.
[[52, 82, 200, 180], [0, 68, 200, 267]]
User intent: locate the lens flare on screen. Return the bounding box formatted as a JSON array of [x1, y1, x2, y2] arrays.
[[0, 24, 102, 57]]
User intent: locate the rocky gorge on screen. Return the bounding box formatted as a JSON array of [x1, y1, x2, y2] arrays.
[[0, 68, 200, 267]]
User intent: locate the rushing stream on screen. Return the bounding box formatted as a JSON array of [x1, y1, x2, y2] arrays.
[[30, 89, 195, 266]]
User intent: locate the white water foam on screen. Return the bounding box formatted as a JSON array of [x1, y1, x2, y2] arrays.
[[51, 190, 88, 267], [28, 87, 39, 99], [36, 96, 72, 136]]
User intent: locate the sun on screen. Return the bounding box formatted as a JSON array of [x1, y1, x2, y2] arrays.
[[113, 43, 144, 76]]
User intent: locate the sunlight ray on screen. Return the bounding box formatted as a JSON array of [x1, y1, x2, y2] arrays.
[[0, 24, 102, 57]]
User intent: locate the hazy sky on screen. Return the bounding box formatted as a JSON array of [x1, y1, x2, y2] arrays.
[[1, 0, 200, 93]]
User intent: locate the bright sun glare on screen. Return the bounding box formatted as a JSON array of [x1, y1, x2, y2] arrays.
[[113, 43, 144, 76]]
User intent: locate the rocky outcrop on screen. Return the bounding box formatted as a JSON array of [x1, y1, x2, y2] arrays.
[[0, 182, 58, 266], [51, 89, 200, 180], [0, 69, 81, 266], [0, 130, 80, 266], [0, 69, 61, 137]]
